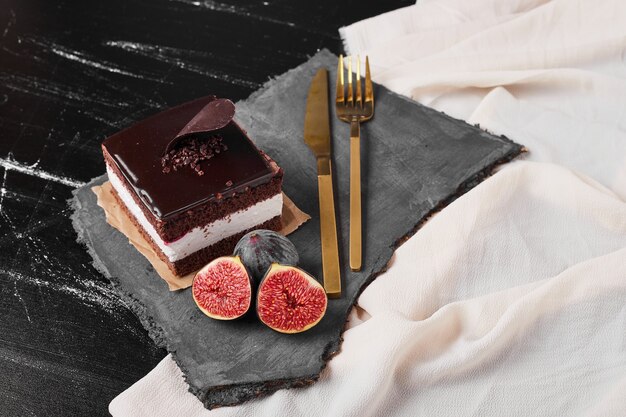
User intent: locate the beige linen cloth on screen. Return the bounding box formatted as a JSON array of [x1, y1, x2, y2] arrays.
[[110, 0, 626, 415]]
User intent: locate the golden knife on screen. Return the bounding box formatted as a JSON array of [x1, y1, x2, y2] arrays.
[[304, 68, 341, 298]]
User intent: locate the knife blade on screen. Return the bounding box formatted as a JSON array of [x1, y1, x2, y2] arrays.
[[304, 68, 341, 298]]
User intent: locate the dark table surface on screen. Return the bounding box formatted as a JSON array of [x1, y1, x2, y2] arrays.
[[0, 1, 412, 415]]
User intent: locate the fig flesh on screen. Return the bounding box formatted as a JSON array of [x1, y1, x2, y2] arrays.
[[233, 230, 299, 282], [256, 264, 327, 333], [192, 256, 252, 320]]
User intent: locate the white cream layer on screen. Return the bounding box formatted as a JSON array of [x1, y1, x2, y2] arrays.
[[107, 166, 283, 263]]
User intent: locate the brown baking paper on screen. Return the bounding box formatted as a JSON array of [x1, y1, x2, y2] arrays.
[[92, 181, 310, 291]]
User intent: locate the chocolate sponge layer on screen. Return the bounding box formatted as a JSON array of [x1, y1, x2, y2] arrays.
[[109, 184, 282, 276], [103, 147, 283, 243]]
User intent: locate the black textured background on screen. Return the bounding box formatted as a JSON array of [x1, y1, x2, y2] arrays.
[[0, 1, 413, 415]]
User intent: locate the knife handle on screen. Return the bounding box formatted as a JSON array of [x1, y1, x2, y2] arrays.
[[350, 119, 362, 272], [317, 171, 341, 298]]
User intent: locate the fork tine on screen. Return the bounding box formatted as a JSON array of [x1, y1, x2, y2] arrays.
[[336, 55, 344, 104], [355, 55, 362, 107], [364, 55, 373, 103], [347, 56, 353, 105]]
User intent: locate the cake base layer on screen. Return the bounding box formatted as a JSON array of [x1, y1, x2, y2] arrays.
[[110, 186, 282, 276]]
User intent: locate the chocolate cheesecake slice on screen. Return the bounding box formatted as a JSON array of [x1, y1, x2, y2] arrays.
[[102, 96, 283, 276]]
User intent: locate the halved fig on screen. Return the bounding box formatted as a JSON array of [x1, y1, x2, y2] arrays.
[[257, 264, 327, 333], [192, 256, 252, 320], [233, 229, 299, 283]]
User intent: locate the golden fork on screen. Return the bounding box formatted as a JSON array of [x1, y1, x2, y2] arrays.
[[335, 55, 374, 272]]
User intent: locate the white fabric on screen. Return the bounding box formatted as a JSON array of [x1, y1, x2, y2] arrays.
[[339, 0, 626, 199], [110, 0, 626, 415]]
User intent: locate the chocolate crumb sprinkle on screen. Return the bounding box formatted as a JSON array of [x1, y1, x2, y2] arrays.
[[161, 135, 228, 176]]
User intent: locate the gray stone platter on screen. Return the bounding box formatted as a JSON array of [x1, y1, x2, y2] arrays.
[[71, 50, 523, 409]]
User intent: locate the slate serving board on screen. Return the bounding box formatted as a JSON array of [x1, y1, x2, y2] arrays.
[[72, 50, 523, 409]]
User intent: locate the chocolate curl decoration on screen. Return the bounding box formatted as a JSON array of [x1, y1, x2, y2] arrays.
[[164, 98, 236, 153]]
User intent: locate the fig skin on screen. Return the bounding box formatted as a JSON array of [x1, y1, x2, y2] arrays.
[[256, 263, 327, 334], [192, 256, 253, 320], [233, 229, 299, 283]]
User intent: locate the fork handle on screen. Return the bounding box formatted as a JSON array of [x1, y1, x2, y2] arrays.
[[350, 119, 362, 272]]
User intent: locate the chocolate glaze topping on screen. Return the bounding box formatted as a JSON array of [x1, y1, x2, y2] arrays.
[[102, 96, 275, 220]]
